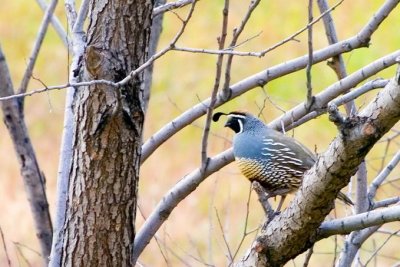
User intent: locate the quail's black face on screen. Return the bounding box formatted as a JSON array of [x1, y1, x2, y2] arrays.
[[225, 114, 247, 133]]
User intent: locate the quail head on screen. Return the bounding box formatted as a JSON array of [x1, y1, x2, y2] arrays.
[[213, 111, 353, 211]]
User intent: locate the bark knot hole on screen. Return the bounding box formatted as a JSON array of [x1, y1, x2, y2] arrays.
[[85, 45, 104, 77], [363, 122, 376, 136]]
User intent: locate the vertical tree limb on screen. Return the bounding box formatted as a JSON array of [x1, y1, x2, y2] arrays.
[[0, 45, 53, 263], [48, 1, 89, 265], [143, 0, 166, 112]]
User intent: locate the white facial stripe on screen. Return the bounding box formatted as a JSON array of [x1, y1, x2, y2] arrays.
[[237, 119, 243, 133], [227, 114, 246, 120]]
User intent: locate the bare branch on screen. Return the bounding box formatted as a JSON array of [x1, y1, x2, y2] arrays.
[[171, 46, 264, 57], [133, 149, 234, 263], [373, 196, 400, 209], [200, 0, 229, 168], [270, 50, 400, 130], [73, 0, 90, 34], [35, 0, 68, 46], [222, 0, 261, 99], [0, 80, 115, 101], [171, 0, 340, 60], [303, 246, 314, 267], [153, 0, 194, 17], [368, 151, 400, 205], [18, 0, 59, 98], [64, 0, 77, 30], [305, 0, 314, 109], [318, 206, 400, 237], [289, 79, 389, 130], [317, 0, 353, 111], [0, 46, 53, 262], [337, 225, 380, 267], [231, 186, 258, 264], [251, 181, 275, 221], [331, 79, 389, 107]]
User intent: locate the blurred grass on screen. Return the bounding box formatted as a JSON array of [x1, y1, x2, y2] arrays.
[[1, 0, 400, 266]]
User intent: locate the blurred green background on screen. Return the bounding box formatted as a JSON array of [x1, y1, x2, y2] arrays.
[[1, 1, 399, 266]]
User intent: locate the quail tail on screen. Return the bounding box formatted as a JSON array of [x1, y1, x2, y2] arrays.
[[337, 192, 353, 206]]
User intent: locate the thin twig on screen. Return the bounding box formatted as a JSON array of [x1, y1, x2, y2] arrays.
[[172, 0, 343, 60], [230, 185, 254, 265], [305, 0, 314, 110], [15, 243, 32, 267], [303, 245, 314, 267], [222, 0, 261, 99], [0, 226, 11, 267], [332, 234, 338, 267], [215, 208, 234, 262], [200, 0, 228, 169], [258, 0, 344, 57], [118, 1, 199, 87], [172, 46, 264, 57], [13, 242, 42, 257], [364, 230, 400, 266]]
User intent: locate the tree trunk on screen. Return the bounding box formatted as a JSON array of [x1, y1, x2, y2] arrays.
[[59, 1, 153, 266]]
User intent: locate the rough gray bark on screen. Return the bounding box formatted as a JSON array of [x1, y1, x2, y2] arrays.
[[0, 46, 53, 262], [58, 0, 153, 266], [235, 65, 400, 266]]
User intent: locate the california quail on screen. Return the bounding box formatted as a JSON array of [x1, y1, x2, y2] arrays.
[[213, 111, 353, 211]]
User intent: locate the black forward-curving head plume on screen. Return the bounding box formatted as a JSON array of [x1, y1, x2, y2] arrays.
[[212, 112, 229, 122]]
